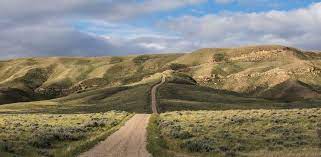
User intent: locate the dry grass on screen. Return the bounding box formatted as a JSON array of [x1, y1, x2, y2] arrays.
[[247, 148, 321, 157], [0, 111, 132, 157], [150, 108, 321, 157]]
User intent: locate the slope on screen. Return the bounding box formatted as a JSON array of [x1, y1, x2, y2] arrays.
[[0, 73, 163, 114], [174, 45, 321, 100], [0, 45, 321, 106], [0, 54, 182, 105]]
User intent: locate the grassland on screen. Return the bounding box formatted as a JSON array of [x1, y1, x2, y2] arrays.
[[148, 109, 321, 157], [1, 69, 319, 114], [0, 84, 151, 114], [157, 81, 321, 113], [0, 111, 132, 157], [0, 73, 163, 114]]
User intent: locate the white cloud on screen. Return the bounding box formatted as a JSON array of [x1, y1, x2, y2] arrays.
[[214, 0, 235, 4], [0, 0, 206, 59], [75, 20, 178, 40], [213, 0, 298, 10], [161, 2, 321, 50], [0, 0, 205, 21], [139, 43, 166, 51], [0, 0, 321, 60], [0, 21, 168, 59]]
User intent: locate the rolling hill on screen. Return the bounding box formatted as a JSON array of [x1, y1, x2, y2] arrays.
[[1, 45, 321, 157], [0, 45, 321, 112]]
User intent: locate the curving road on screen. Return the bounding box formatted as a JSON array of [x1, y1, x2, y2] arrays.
[[78, 75, 165, 157], [151, 75, 165, 114]]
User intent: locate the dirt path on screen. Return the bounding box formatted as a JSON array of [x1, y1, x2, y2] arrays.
[[79, 76, 165, 157], [78, 114, 152, 157], [151, 75, 166, 114]]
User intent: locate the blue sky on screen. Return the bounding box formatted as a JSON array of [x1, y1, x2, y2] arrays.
[[0, 0, 321, 59], [74, 0, 321, 38]]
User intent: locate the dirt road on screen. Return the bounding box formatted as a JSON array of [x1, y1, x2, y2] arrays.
[[151, 75, 166, 114], [79, 75, 165, 157], [78, 114, 152, 157]]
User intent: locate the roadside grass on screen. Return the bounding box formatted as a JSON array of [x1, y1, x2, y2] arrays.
[[147, 114, 175, 157], [245, 148, 321, 157], [150, 109, 321, 157], [0, 111, 133, 157]]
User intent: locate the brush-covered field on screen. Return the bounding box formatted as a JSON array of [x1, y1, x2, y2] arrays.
[[0, 111, 132, 157], [157, 81, 321, 113], [148, 109, 321, 157]]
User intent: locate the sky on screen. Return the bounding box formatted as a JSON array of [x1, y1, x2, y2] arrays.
[[0, 0, 321, 59]]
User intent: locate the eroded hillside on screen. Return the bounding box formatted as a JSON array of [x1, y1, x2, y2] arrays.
[[178, 45, 321, 101]]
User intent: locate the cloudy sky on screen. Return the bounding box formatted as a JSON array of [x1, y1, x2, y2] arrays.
[[1, 0, 321, 59]]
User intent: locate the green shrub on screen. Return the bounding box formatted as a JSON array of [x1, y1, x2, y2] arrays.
[[0, 141, 14, 153], [213, 53, 226, 62], [167, 72, 197, 85], [170, 129, 193, 139], [110, 57, 123, 64], [29, 133, 55, 148], [169, 63, 187, 71], [133, 55, 151, 64], [104, 64, 131, 83], [317, 128, 321, 147], [181, 138, 216, 152], [29, 127, 86, 148], [84, 120, 107, 128], [76, 59, 91, 65], [19, 68, 49, 89]]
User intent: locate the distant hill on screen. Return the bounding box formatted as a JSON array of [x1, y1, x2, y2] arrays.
[[0, 45, 321, 106]]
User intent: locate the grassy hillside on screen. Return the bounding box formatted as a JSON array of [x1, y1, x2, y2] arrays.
[[157, 71, 321, 112], [148, 109, 321, 157], [0, 54, 182, 104], [0, 45, 321, 106], [0, 73, 163, 114], [1, 70, 319, 114], [157, 82, 320, 112]]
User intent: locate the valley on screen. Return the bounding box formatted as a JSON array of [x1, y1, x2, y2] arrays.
[[1, 45, 321, 157]]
